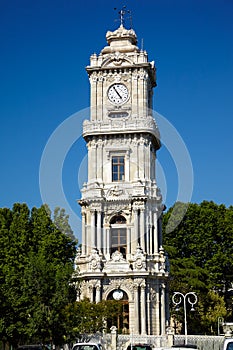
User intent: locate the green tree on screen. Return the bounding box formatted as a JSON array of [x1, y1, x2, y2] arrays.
[[63, 299, 122, 342], [198, 290, 227, 334], [0, 203, 77, 347], [163, 201, 231, 334], [53, 207, 76, 241]]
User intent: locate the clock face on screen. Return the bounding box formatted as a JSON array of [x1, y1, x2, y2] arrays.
[[113, 289, 124, 301], [108, 84, 129, 105]]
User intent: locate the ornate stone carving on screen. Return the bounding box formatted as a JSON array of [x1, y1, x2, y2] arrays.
[[150, 288, 157, 301], [102, 52, 134, 68], [90, 203, 102, 211], [98, 72, 104, 82], [159, 246, 166, 273], [107, 185, 123, 197], [131, 245, 146, 271], [75, 247, 81, 263], [111, 250, 125, 262], [105, 277, 134, 294], [90, 72, 98, 82], [132, 71, 138, 80], [89, 279, 99, 287], [105, 185, 130, 201], [80, 281, 90, 298], [82, 115, 160, 143], [87, 248, 102, 271], [104, 202, 131, 212], [134, 278, 145, 287], [133, 200, 145, 210]]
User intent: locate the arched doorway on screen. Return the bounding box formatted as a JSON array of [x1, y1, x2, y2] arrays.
[[107, 289, 129, 334], [110, 215, 127, 258]]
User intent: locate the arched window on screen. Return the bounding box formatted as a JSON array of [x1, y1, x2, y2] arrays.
[[107, 289, 129, 334], [110, 215, 126, 225], [110, 215, 127, 258]]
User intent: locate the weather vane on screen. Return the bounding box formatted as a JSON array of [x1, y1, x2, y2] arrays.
[[114, 5, 133, 28]]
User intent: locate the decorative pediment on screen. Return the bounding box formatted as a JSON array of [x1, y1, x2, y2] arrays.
[[101, 52, 134, 68]]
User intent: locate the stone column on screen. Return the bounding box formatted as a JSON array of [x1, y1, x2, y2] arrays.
[[96, 285, 101, 303], [140, 208, 145, 252], [103, 224, 107, 256], [133, 209, 139, 251], [134, 284, 139, 334], [153, 210, 158, 254], [97, 211, 101, 253], [138, 70, 144, 117], [110, 326, 117, 350], [97, 75, 104, 121], [143, 74, 147, 118], [140, 283, 146, 334], [160, 283, 166, 335], [88, 141, 97, 182], [149, 210, 153, 255], [106, 226, 110, 259], [147, 283, 151, 335], [94, 143, 97, 180], [145, 207, 150, 254], [132, 71, 138, 116], [154, 283, 160, 335], [136, 139, 140, 178], [97, 140, 103, 181], [158, 215, 163, 248], [81, 212, 86, 255], [138, 137, 144, 179], [151, 149, 156, 180], [86, 211, 91, 255], [89, 285, 94, 302], [145, 140, 150, 179], [87, 142, 92, 182], [127, 226, 131, 256], [90, 210, 95, 248], [90, 74, 97, 121]]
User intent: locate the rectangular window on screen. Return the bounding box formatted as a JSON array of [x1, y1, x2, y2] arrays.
[[111, 228, 127, 257], [112, 156, 125, 181]]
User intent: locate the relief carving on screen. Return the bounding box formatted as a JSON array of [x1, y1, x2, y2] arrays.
[[101, 52, 134, 68], [90, 72, 98, 82], [105, 277, 134, 294], [107, 185, 123, 197], [87, 248, 102, 271], [131, 245, 146, 271], [134, 278, 145, 287], [111, 250, 125, 262], [133, 201, 145, 210]]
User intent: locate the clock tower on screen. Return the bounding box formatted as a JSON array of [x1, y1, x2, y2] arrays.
[[75, 22, 169, 335]]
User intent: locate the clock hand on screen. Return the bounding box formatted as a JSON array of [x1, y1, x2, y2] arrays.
[[113, 86, 122, 99]]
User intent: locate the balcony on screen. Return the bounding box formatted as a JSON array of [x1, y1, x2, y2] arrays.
[[83, 115, 160, 146]]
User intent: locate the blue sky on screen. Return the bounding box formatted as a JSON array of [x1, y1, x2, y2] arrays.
[[0, 0, 233, 239]]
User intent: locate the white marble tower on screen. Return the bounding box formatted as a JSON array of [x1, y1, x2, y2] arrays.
[[75, 22, 169, 335]]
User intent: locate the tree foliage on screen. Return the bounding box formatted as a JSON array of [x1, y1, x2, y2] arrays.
[[53, 207, 76, 241], [63, 299, 123, 343], [163, 201, 233, 334], [0, 203, 77, 347]]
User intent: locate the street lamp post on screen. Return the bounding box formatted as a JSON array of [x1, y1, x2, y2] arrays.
[[172, 292, 198, 345], [218, 316, 224, 336]]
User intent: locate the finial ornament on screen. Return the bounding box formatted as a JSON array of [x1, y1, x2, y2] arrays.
[[114, 5, 132, 28]]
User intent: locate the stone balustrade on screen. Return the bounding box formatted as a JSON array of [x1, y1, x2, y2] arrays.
[[83, 115, 160, 141]]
